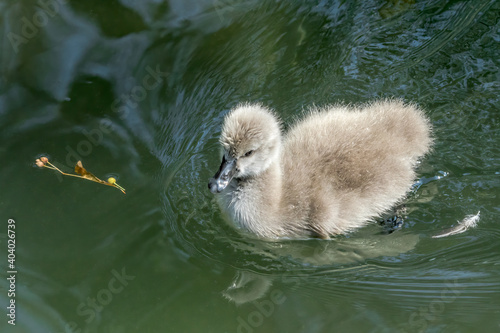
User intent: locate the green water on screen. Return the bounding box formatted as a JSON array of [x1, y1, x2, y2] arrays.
[[1, 0, 499, 332]]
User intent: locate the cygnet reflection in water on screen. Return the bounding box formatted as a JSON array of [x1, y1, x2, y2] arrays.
[[223, 226, 420, 304], [209, 100, 432, 239]]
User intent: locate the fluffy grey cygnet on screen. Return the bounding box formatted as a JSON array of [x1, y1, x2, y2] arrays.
[[208, 100, 432, 239]]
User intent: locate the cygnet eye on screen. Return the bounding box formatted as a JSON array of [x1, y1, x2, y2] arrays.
[[244, 150, 254, 157]]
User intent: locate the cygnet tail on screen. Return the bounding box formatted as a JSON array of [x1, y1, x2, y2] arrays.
[[432, 211, 480, 238]]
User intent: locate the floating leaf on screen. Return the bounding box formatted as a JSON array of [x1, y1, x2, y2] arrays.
[[75, 161, 104, 183]]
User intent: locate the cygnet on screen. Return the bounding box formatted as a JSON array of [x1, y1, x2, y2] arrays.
[[208, 100, 432, 239]]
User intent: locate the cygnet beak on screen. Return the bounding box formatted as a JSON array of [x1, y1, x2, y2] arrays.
[[209, 156, 236, 194]]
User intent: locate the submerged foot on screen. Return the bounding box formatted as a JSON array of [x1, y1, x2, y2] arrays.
[[378, 205, 407, 234]]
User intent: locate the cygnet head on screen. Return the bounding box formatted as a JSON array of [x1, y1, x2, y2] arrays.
[[209, 104, 281, 194]]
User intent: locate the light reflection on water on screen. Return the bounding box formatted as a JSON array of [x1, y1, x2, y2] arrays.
[[1, 0, 500, 332]]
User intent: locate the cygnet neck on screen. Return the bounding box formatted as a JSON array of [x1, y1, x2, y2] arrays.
[[235, 159, 284, 238]]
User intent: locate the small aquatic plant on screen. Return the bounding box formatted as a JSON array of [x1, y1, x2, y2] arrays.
[[35, 156, 126, 194]]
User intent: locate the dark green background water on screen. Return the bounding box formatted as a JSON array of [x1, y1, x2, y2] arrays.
[[1, 0, 499, 332]]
